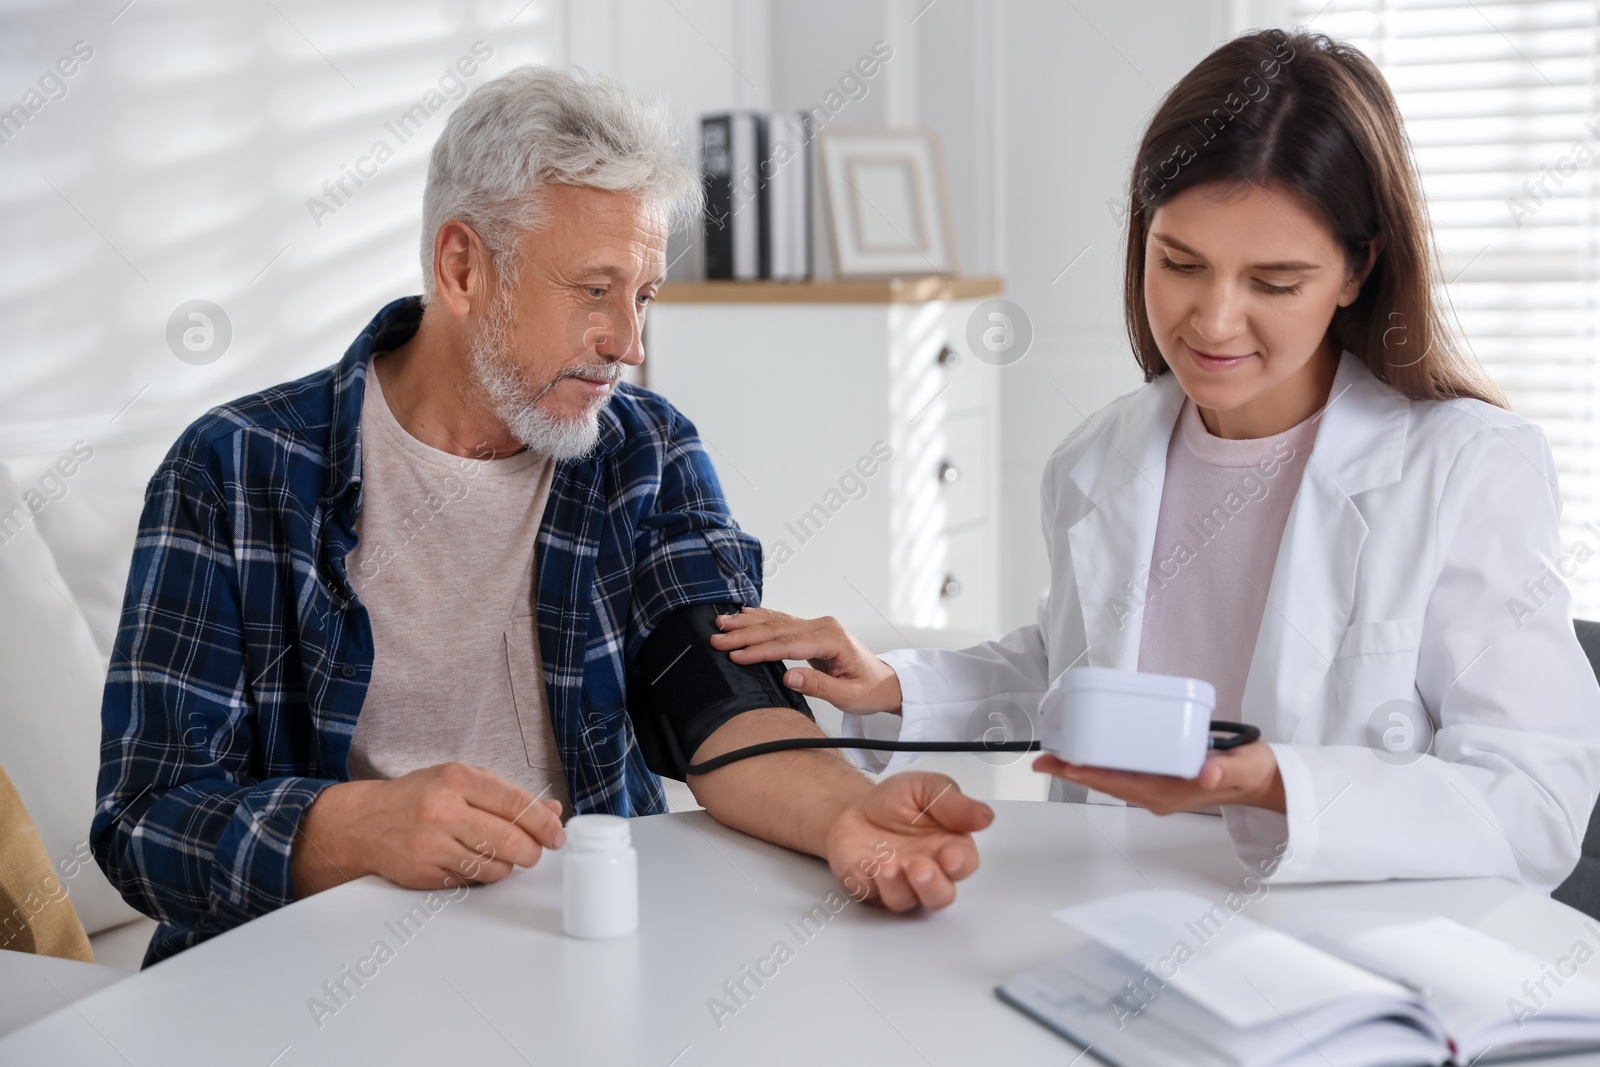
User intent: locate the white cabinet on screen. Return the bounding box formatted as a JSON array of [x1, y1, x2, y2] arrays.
[[644, 279, 1004, 636]]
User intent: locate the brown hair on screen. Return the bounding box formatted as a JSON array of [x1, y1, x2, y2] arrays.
[[1121, 29, 1506, 408]]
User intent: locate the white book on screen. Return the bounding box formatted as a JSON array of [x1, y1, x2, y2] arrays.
[[997, 890, 1600, 1067], [761, 111, 809, 280]]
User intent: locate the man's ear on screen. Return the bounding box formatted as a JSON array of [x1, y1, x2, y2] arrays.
[[432, 220, 492, 318], [1338, 234, 1385, 308]]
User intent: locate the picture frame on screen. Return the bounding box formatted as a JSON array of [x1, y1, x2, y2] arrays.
[[817, 128, 959, 278]]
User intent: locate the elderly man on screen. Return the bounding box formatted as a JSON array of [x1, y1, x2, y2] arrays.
[[91, 66, 991, 967]]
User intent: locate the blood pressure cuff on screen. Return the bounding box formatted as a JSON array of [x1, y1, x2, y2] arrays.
[[627, 601, 814, 780]]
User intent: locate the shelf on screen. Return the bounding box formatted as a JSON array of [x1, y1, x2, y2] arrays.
[[654, 276, 1004, 305]]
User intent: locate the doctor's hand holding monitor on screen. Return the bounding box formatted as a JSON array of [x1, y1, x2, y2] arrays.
[[715, 28, 1600, 892]]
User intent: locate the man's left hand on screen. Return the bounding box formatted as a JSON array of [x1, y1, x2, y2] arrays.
[[1032, 741, 1286, 815], [824, 772, 994, 912]]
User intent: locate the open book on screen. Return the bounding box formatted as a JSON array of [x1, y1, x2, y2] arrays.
[[997, 890, 1600, 1067]]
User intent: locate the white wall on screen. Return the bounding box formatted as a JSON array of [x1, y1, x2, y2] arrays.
[[0, 5, 572, 457]]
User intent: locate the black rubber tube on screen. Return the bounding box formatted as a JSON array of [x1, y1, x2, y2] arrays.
[[684, 719, 1260, 775]]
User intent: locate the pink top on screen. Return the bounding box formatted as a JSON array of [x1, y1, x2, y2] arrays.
[[1135, 399, 1321, 719]]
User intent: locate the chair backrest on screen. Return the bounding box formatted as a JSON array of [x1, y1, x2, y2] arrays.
[[1552, 620, 1600, 917]]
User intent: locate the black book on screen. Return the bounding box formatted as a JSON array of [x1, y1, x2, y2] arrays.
[[701, 112, 762, 280]]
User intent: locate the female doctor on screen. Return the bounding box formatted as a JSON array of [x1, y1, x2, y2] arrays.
[[712, 29, 1600, 891]]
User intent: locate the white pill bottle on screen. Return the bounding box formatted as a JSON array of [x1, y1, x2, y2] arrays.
[[562, 814, 639, 939]]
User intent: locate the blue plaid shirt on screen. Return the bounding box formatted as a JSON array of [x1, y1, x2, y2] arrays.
[[92, 295, 763, 967]]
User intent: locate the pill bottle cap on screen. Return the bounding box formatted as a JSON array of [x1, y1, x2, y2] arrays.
[[564, 813, 632, 852]]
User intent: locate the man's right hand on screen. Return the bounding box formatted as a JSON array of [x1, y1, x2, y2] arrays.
[[290, 762, 565, 898], [709, 606, 904, 715]]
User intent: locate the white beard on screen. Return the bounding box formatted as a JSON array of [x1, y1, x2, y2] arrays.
[[467, 290, 616, 461]]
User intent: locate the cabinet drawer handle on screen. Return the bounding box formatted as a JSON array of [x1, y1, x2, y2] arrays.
[[937, 460, 961, 484], [935, 344, 959, 369], [940, 573, 963, 598]]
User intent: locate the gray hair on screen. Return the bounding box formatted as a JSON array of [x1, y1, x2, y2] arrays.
[[419, 65, 700, 303]]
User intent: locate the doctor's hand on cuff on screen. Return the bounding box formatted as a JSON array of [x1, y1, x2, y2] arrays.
[[710, 606, 903, 715], [1033, 742, 1287, 816]]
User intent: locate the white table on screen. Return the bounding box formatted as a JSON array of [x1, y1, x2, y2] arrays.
[[1, 800, 1596, 1065], [0, 949, 129, 1040]]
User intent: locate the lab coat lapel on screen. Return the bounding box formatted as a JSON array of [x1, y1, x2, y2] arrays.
[[1065, 376, 1186, 670], [1238, 353, 1409, 740]]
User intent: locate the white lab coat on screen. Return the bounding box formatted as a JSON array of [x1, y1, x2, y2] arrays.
[[848, 352, 1600, 889]]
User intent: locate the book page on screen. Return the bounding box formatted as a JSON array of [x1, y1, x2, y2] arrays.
[[1001, 940, 1247, 1067], [1274, 911, 1600, 1052], [1054, 890, 1412, 1031], [1000, 938, 1448, 1067]]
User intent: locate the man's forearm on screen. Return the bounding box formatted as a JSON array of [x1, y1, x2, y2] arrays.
[[290, 780, 373, 897], [687, 708, 873, 857]]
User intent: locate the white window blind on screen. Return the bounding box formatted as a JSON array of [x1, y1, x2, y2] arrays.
[[1288, 0, 1600, 617]]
